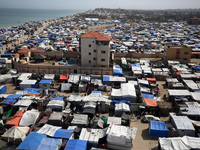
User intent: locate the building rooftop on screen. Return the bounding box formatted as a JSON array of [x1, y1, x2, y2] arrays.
[[18, 48, 30, 54], [80, 31, 111, 41]]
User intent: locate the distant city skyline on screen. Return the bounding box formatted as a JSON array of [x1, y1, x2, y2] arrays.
[[0, 0, 200, 10]]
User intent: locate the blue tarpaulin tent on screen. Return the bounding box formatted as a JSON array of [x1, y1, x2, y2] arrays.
[[150, 121, 169, 137], [3, 98, 17, 105], [7, 94, 23, 99], [64, 139, 87, 150], [23, 88, 41, 94], [37, 136, 62, 150], [103, 76, 110, 82], [39, 79, 52, 84], [17, 132, 46, 150], [53, 129, 74, 139], [50, 96, 65, 101], [111, 100, 131, 105], [142, 93, 154, 99], [113, 69, 123, 76], [91, 91, 102, 94], [0, 85, 6, 94]]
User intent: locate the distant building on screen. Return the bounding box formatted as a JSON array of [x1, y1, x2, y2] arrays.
[[80, 31, 111, 67], [164, 45, 192, 62]]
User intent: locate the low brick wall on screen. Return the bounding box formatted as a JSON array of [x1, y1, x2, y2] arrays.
[[13, 61, 113, 75]]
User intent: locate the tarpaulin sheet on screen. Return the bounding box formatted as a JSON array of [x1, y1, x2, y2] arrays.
[[7, 94, 23, 99], [113, 69, 123, 76], [37, 136, 62, 150], [17, 132, 46, 150], [50, 96, 64, 101], [144, 98, 158, 107], [23, 88, 41, 94], [3, 98, 17, 105], [39, 79, 52, 84], [103, 76, 110, 82], [64, 139, 87, 150], [111, 100, 131, 105], [142, 93, 154, 99], [53, 129, 74, 139], [150, 121, 168, 137], [6, 111, 24, 126], [147, 78, 156, 83], [59, 74, 69, 82]]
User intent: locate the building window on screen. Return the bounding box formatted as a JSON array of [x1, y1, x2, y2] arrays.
[[89, 44, 91, 47], [184, 52, 188, 55], [101, 51, 106, 54], [176, 52, 180, 54], [89, 52, 91, 55], [101, 59, 105, 61], [93, 50, 96, 52], [93, 58, 96, 60], [89, 60, 91, 63], [184, 58, 187, 60], [93, 41, 94, 43], [101, 66, 105, 67]]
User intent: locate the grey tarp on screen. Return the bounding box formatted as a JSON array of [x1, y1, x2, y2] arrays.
[[19, 110, 40, 126]]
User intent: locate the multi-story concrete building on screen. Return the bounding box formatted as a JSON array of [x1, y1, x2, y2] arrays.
[[80, 32, 111, 67], [164, 45, 192, 62]]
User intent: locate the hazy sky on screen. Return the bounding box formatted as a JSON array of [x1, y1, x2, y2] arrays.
[[0, 0, 200, 10]]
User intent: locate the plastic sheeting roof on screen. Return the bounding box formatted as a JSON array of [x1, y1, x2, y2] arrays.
[[144, 98, 158, 107], [150, 121, 168, 137], [2, 98, 17, 105], [37, 124, 61, 137], [2, 126, 30, 142], [64, 139, 87, 150], [191, 92, 200, 101], [159, 136, 200, 150], [142, 93, 154, 99], [19, 110, 40, 126], [17, 132, 46, 150], [53, 129, 74, 139], [37, 136, 62, 150], [168, 90, 191, 96], [44, 74, 55, 80], [39, 79, 52, 84], [23, 88, 41, 94], [14, 100, 33, 107]]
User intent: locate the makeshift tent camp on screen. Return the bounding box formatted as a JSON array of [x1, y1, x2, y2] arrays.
[[37, 124, 61, 137], [59, 74, 69, 83], [39, 79, 52, 89], [37, 136, 62, 150], [6, 111, 24, 126], [53, 129, 74, 139], [149, 121, 169, 137], [115, 103, 130, 117], [61, 83, 72, 92], [170, 113, 195, 137], [1, 126, 29, 142], [79, 128, 106, 147], [20, 80, 37, 90], [106, 124, 137, 150], [48, 111, 62, 125], [46, 100, 64, 111], [64, 139, 87, 150], [143, 98, 158, 107], [0, 85, 6, 94], [159, 136, 200, 150], [19, 110, 40, 126], [17, 132, 46, 150], [71, 114, 88, 127]]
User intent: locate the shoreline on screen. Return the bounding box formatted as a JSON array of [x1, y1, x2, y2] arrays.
[[0, 9, 87, 29]]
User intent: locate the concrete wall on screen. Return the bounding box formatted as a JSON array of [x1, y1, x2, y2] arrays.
[[81, 37, 97, 67], [114, 53, 164, 59], [165, 45, 192, 61], [97, 44, 110, 67], [13, 61, 113, 75]]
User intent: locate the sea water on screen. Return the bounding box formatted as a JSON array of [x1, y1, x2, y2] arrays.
[[0, 8, 85, 28]]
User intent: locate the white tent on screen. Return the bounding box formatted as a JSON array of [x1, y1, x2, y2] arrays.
[[37, 124, 61, 137], [46, 100, 64, 110], [168, 90, 191, 96], [14, 100, 33, 107], [170, 113, 195, 137], [79, 128, 106, 147], [19, 110, 40, 126], [159, 136, 200, 150], [190, 92, 200, 101], [19, 80, 37, 90], [2, 126, 29, 142], [61, 83, 72, 92], [106, 124, 137, 150]]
